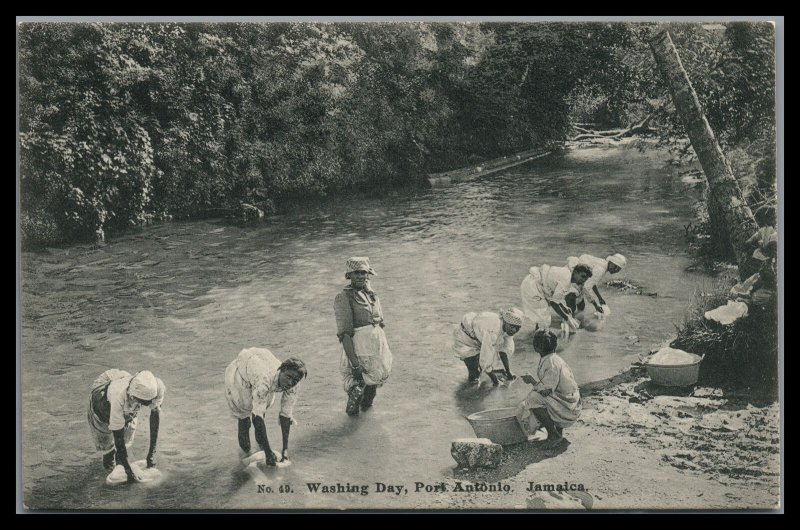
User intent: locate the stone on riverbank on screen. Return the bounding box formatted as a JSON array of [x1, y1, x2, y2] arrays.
[[451, 438, 503, 469]]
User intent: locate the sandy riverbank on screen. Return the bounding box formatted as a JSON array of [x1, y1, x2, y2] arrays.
[[430, 365, 781, 511]]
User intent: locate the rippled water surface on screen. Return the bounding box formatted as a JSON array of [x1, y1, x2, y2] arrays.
[[21, 144, 709, 509]]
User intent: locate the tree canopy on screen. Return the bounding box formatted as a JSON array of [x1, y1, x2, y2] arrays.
[[18, 21, 776, 245]]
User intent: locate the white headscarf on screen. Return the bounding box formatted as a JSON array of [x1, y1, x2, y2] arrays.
[[129, 371, 158, 401], [606, 254, 627, 269], [500, 307, 524, 327]]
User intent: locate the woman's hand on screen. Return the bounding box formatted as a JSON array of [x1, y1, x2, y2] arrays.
[[281, 450, 290, 463], [521, 374, 537, 385], [352, 365, 365, 383]]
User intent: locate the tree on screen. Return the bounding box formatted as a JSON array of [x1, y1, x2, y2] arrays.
[[650, 30, 759, 279]]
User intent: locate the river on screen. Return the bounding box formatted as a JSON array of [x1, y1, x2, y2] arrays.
[[21, 142, 709, 509]]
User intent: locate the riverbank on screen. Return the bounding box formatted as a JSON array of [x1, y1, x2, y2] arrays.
[[22, 142, 558, 251], [440, 365, 781, 510], [427, 137, 782, 510]]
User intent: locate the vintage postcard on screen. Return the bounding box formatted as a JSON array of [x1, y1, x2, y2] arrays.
[[18, 17, 782, 511]]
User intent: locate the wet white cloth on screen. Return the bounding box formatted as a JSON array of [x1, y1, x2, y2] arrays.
[[242, 450, 291, 468], [704, 300, 749, 325], [648, 347, 701, 365], [521, 265, 581, 328], [105, 459, 162, 486], [225, 348, 298, 420], [340, 325, 393, 391], [451, 312, 515, 373]]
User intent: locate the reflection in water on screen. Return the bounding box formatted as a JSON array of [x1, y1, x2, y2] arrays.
[[21, 144, 706, 509]]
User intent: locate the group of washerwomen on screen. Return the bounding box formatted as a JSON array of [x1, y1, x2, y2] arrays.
[[86, 254, 625, 481], [454, 253, 626, 447]]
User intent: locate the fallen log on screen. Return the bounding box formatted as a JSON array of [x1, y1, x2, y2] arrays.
[[570, 114, 654, 142]]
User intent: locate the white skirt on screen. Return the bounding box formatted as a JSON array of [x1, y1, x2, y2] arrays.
[[518, 389, 582, 428], [521, 269, 553, 329], [451, 325, 480, 361], [224, 359, 254, 419], [340, 325, 393, 391], [87, 370, 136, 453]]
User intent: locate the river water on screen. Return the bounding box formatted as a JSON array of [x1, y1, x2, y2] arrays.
[[21, 143, 709, 509]]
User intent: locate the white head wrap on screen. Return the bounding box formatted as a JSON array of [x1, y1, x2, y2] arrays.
[[606, 254, 627, 269], [129, 370, 158, 401], [500, 307, 524, 327]]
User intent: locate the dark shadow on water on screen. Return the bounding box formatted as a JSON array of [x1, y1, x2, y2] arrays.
[[26, 459, 186, 510], [140, 466, 232, 509], [225, 464, 258, 496], [25, 465, 105, 510], [297, 413, 368, 454], [453, 380, 507, 417], [451, 439, 571, 482]]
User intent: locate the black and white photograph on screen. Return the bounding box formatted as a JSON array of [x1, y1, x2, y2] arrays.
[[17, 16, 783, 511]]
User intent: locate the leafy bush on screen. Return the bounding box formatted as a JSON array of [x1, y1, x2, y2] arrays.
[[19, 22, 776, 246]]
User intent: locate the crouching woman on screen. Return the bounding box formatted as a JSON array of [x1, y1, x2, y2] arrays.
[[516, 330, 581, 445]]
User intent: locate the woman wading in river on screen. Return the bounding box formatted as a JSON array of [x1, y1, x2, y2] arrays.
[[334, 257, 393, 416]]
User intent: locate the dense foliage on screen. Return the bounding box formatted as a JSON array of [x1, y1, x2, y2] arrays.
[[660, 24, 776, 210], [570, 23, 776, 206], [19, 22, 776, 246]]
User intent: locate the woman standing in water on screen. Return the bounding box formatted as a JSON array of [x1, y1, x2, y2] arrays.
[[334, 257, 393, 417]]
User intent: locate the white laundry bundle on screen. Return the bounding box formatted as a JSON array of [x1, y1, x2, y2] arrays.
[[704, 300, 749, 325], [105, 460, 162, 486], [648, 347, 701, 366], [242, 450, 292, 469]]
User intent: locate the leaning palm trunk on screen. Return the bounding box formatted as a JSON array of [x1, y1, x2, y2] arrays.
[[650, 30, 759, 280]]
